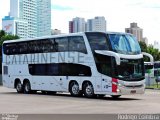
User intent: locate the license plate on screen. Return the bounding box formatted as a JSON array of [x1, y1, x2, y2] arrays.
[[130, 90, 136, 94]]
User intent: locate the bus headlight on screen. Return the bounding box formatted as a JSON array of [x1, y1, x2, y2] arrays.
[[117, 89, 121, 92], [112, 82, 122, 87], [112, 81, 118, 85], [118, 83, 122, 87]]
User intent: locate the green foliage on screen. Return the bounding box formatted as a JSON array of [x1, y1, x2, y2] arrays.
[[0, 30, 20, 45], [139, 41, 147, 52], [0, 30, 5, 38], [139, 41, 160, 61], [0, 34, 19, 45]]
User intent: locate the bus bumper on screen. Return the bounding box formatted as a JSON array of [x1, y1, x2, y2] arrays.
[[111, 80, 145, 95]]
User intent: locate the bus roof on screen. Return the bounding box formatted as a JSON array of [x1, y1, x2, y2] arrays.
[[3, 32, 133, 44]]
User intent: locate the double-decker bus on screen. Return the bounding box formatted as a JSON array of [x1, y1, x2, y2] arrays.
[[2, 32, 146, 98]]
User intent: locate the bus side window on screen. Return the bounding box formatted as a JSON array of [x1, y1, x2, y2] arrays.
[[86, 33, 109, 51], [69, 36, 87, 54], [53, 37, 68, 52], [4, 44, 9, 55]]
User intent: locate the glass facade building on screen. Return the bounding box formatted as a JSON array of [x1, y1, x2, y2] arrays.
[[3, 0, 51, 38]]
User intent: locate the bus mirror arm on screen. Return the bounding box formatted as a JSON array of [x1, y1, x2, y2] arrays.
[[95, 50, 121, 65], [142, 52, 154, 64]]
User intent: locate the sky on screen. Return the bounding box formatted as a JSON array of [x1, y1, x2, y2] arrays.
[[0, 0, 160, 44]]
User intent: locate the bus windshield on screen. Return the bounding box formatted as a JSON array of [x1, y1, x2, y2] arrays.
[[115, 59, 144, 81], [108, 34, 141, 55]]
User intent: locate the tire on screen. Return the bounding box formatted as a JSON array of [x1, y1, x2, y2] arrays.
[[15, 81, 23, 93], [83, 82, 95, 98], [31, 90, 37, 94], [46, 91, 57, 95], [69, 82, 81, 97], [41, 91, 47, 94], [97, 94, 105, 98], [24, 81, 31, 94], [111, 95, 121, 99]]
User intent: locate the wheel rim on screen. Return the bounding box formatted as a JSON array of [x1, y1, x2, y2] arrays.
[[72, 84, 79, 95], [85, 84, 93, 96], [16, 83, 22, 91]]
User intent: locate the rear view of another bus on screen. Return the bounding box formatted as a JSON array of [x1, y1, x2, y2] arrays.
[[144, 62, 154, 86], [154, 61, 160, 81]]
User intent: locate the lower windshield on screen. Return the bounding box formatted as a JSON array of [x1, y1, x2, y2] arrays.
[[115, 59, 144, 81], [93, 52, 144, 81], [108, 34, 141, 55]]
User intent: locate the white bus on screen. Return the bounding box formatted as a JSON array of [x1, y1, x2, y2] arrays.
[[144, 62, 154, 86], [2, 32, 146, 98], [144, 61, 160, 86]]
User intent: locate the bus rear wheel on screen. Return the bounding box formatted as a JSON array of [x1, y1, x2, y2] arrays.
[[16, 81, 23, 93], [24, 81, 31, 94], [69, 81, 81, 97], [83, 82, 95, 98]]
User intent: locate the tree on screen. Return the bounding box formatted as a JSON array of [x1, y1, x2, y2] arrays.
[[147, 45, 160, 61], [139, 41, 160, 61], [139, 41, 147, 52], [0, 30, 5, 39], [0, 30, 20, 45], [139, 41, 150, 61], [0, 34, 19, 45]]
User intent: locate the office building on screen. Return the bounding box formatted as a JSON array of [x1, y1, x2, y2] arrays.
[[86, 16, 106, 32], [2, 0, 51, 38], [2, 16, 28, 38], [69, 17, 86, 33], [69, 16, 107, 33], [86, 19, 95, 32], [37, 0, 51, 37], [69, 21, 74, 33], [142, 37, 148, 46], [125, 22, 143, 42], [154, 41, 160, 51], [51, 29, 61, 35]]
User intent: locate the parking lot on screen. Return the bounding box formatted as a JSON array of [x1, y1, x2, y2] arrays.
[[0, 86, 160, 114]]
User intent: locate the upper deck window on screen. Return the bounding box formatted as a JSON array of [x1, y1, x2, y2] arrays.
[[86, 32, 110, 51], [3, 36, 87, 55]]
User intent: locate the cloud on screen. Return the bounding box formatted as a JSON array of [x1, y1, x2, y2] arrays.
[[127, 0, 160, 9], [51, 4, 74, 11], [51, 0, 160, 44], [0, 0, 10, 29], [0, 0, 160, 44]]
